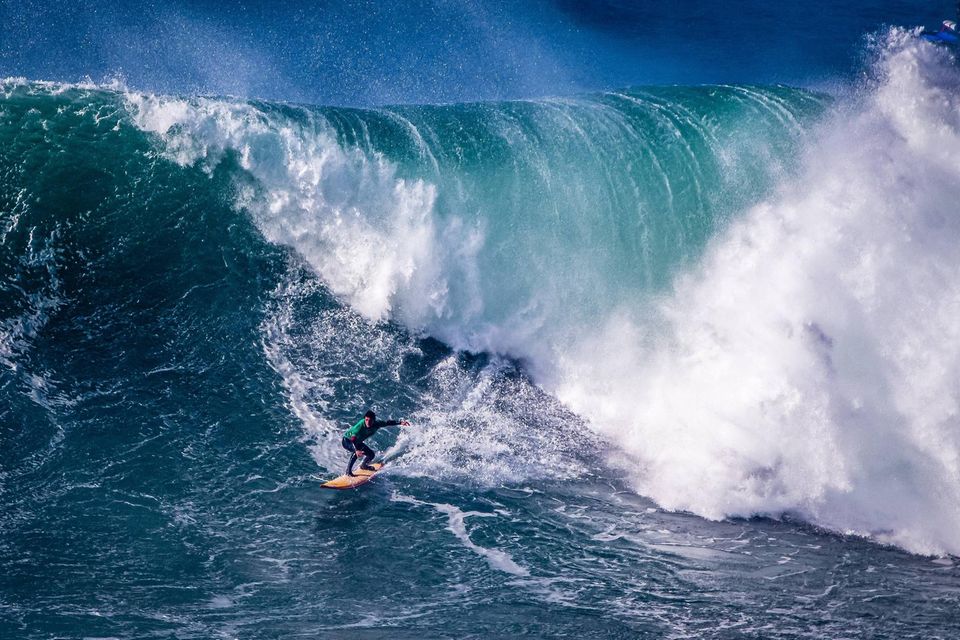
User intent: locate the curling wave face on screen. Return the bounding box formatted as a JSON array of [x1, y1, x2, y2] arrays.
[[118, 74, 825, 494], [5, 29, 960, 556], [123, 33, 960, 555]]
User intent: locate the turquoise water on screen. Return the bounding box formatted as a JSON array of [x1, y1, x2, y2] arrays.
[[6, 14, 960, 640]]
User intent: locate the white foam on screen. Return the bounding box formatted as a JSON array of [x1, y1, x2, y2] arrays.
[[123, 32, 960, 554], [0, 223, 65, 383], [391, 491, 529, 576], [259, 276, 342, 472], [123, 91, 482, 332], [381, 355, 589, 485], [261, 272, 586, 484], [553, 31, 960, 555]]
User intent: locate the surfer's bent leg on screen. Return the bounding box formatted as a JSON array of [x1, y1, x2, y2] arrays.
[[357, 442, 376, 470], [342, 437, 359, 475]]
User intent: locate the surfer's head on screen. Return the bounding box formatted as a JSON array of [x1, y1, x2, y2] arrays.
[[364, 410, 376, 423]]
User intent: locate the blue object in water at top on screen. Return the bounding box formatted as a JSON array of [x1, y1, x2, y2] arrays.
[[922, 20, 959, 44]]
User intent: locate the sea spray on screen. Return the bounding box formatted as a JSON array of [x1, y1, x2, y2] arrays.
[[236, 34, 960, 554], [117, 77, 857, 537], [556, 31, 960, 555], [124, 83, 821, 360]]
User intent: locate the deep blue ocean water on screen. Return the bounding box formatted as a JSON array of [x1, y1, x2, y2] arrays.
[[5, 2, 960, 638]]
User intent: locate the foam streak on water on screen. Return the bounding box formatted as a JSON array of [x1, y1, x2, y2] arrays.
[[391, 491, 530, 576]]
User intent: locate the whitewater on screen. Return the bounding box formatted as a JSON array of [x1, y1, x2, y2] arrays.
[[5, 26, 960, 640], [122, 31, 960, 554]]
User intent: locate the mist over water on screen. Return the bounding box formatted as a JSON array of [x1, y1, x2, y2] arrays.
[[1, 0, 952, 104]]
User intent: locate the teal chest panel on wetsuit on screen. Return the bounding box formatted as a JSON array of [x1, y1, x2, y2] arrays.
[[344, 417, 399, 442], [344, 418, 384, 442], [344, 418, 365, 440]]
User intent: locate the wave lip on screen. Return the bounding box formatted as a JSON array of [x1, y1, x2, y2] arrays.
[[122, 81, 823, 361]]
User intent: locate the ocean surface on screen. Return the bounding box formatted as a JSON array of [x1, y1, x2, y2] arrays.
[[5, 1, 960, 638]]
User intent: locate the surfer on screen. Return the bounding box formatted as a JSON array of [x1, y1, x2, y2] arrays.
[[921, 3, 960, 43], [342, 410, 410, 476]]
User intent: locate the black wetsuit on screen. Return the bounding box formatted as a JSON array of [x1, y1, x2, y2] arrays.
[[341, 417, 401, 475]]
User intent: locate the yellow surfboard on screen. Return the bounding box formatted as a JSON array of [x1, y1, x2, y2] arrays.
[[320, 463, 384, 489]]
